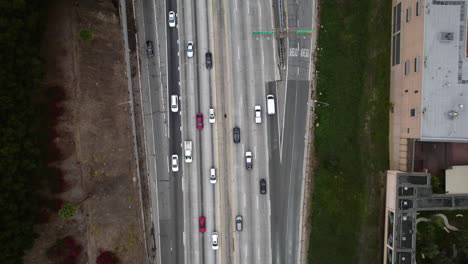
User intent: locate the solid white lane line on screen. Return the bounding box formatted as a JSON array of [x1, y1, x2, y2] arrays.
[[167, 156, 170, 173]]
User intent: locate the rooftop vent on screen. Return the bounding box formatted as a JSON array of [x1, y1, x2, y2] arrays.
[[440, 32, 454, 42], [448, 110, 459, 119]]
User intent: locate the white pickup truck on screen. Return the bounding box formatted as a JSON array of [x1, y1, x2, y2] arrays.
[[184, 141, 192, 163]]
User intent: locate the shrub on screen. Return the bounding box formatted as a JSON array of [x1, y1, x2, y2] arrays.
[[58, 203, 76, 218], [97, 251, 120, 264], [46, 236, 82, 264], [79, 29, 93, 41]]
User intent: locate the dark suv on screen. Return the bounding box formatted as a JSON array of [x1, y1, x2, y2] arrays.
[[260, 179, 267, 194], [146, 41, 154, 57], [206, 52, 213, 69], [233, 127, 240, 143]]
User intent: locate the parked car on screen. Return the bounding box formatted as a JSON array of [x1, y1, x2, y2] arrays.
[[196, 113, 203, 130], [146, 41, 154, 57], [260, 179, 267, 194], [210, 167, 217, 184], [211, 232, 219, 250], [245, 151, 253, 169], [206, 52, 213, 69], [233, 127, 240, 143], [199, 217, 206, 233], [235, 215, 243, 232], [168, 11, 176, 27], [187, 41, 194, 57], [171, 154, 179, 172], [209, 108, 215, 123]]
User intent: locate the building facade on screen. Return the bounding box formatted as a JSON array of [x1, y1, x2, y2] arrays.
[[390, 0, 468, 171]]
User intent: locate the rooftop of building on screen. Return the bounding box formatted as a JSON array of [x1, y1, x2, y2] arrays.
[[422, 0, 468, 141]]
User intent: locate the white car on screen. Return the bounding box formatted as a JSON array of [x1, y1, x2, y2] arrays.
[[171, 154, 179, 172], [171, 95, 179, 112], [187, 41, 194, 58], [210, 167, 217, 184], [211, 232, 219, 250], [168, 11, 176, 28], [254, 105, 261, 124], [209, 108, 215, 123]]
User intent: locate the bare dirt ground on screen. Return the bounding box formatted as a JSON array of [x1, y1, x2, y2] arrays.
[[24, 0, 147, 263]]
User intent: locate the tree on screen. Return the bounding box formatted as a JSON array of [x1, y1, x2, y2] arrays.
[[456, 230, 468, 257], [58, 203, 76, 218], [79, 29, 93, 41], [46, 236, 82, 264]]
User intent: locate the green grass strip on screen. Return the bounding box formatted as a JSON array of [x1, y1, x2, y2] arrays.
[[308, 0, 391, 263]]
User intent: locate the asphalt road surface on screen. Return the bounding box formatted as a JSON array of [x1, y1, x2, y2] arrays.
[[134, 0, 316, 263]]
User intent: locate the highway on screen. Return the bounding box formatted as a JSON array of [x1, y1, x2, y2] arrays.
[[134, 0, 316, 263]]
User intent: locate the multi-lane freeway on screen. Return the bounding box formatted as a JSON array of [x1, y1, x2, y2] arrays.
[[134, 0, 316, 263]]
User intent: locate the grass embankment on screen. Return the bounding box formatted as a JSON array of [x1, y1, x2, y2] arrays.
[[308, 0, 391, 263]]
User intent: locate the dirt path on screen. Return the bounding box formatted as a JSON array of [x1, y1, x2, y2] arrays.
[[24, 0, 147, 263]]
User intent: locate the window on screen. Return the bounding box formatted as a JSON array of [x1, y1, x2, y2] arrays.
[[392, 3, 402, 66], [392, 33, 401, 66], [410, 108, 418, 117], [393, 3, 402, 33], [414, 56, 420, 72], [416, 0, 422, 16], [415, 90, 419, 93], [405, 60, 410, 75], [406, 7, 412, 22]]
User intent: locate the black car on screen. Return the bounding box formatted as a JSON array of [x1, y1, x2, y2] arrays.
[[146, 41, 154, 57], [233, 127, 240, 143], [205, 52, 213, 69], [260, 179, 267, 194]]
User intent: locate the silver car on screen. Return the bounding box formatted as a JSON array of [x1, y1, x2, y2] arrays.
[[171, 154, 179, 172], [187, 41, 194, 58], [236, 215, 243, 231]]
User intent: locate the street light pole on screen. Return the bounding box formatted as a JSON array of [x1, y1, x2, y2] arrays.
[[313, 100, 330, 107]]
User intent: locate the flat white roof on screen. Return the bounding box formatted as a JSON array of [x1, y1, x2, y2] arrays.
[[445, 165, 468, 194], [421, 0, 468, 141]]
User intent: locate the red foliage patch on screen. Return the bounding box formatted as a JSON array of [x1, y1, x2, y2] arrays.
[[96, 251, 120, 264], [46, 236, 82, 264]]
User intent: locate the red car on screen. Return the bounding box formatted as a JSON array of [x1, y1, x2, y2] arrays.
[[199, 216, 206, 233], [196, 113, 203, 130]]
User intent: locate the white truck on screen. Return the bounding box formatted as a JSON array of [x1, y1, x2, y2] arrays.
[[184, 141, 192, 163], [266, 94, 276, 115]]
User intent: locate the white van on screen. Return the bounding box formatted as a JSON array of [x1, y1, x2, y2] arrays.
[[266, 94, 275, 115], [171, 95, 179, 112]]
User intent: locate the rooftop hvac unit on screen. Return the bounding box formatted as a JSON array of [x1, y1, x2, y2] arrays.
[[448, 110, 458, 119], [440, 32, 454, 42]]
